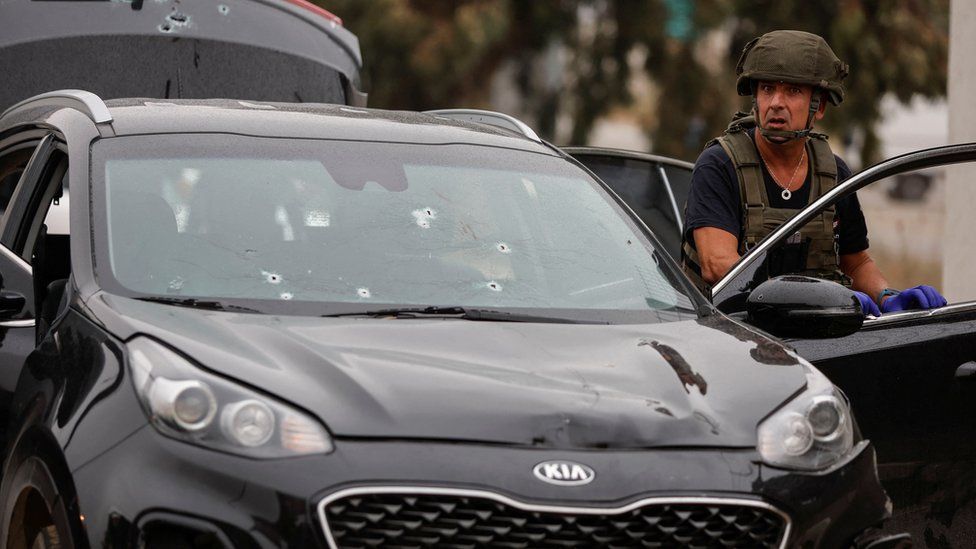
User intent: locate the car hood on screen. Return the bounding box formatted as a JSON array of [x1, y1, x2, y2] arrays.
[[92, 295, 809, 449]]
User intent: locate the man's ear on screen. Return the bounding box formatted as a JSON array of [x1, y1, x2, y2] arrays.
[[813, 92, 828, 121]]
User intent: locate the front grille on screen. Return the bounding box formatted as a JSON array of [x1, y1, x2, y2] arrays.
[[320, 491, 788, 548]]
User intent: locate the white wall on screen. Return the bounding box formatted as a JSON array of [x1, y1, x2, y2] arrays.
[[944, 0, 976, 301]]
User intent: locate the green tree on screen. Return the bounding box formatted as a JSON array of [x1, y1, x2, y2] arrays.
[[730, 0, 949, 164], [319, 1, 948, 164]]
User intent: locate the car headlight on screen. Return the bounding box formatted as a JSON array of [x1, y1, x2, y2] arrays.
[[127, 336, 334, 458], [757, 367, 854, 471]]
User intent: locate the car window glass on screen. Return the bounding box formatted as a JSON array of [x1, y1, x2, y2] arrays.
[[713, 190, 866, 313], [856, 167, 942, 293], [92, 135, 698, 322], [714, 163, 961, 315], [18, 154, 67, 261], [572, 155, 681, 260], [663, 164, 692, 218], [31, 167, 70, 277], [42, 171, 69, 237], [0, 145, 39, 243]]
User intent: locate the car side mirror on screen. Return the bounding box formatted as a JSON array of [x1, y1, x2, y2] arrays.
[[746, 276, 864, 339], [0, 290, 26, 320]]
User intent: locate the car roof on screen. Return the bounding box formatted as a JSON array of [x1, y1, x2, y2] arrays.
[[97, 98, 558, 153]]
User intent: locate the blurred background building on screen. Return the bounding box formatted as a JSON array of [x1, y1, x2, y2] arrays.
[[319, 0, 956, 295]]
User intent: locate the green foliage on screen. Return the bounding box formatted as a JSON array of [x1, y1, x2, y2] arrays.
[[324, 0, 514, 109], [731, 0, 949, 164], [318, 0, 948, 164]]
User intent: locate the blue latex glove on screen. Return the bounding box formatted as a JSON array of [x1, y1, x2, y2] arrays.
[[880, 285, 948, 313], [853, 291, 881, 317]]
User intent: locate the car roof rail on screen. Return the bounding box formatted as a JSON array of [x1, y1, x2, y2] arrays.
[[425, 109, 541, 143], [1, 89, 112, 124]]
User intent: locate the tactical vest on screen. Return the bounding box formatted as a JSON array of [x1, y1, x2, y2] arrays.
[[681, 116, 847, 293]]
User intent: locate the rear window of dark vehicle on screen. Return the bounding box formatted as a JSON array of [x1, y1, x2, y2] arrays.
[[0, 0, 363, 110], [0, 36, 346, 107]]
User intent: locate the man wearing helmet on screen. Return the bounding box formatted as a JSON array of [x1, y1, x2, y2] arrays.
[[680, 30, 945, 316]]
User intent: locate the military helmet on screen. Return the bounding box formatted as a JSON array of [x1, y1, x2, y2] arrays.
[[735, 30, 849, 106]]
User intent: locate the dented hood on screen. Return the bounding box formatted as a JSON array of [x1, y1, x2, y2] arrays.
[[93, 295, 809, 449]]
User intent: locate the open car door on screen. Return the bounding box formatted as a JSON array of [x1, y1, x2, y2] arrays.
[[572, 143, 976, 541], [712, 143, 976, 541]]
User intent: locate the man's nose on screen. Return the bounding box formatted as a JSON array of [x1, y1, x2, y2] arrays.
[[768, 88, 786, 108]]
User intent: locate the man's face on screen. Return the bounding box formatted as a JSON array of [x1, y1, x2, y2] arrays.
[[755, 81, 825, 140]]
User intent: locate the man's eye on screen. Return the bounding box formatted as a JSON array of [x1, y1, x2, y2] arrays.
[[790, 87, 802, 95]]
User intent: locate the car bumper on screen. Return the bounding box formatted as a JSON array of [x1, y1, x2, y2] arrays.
[[71, 427, 890, 548]]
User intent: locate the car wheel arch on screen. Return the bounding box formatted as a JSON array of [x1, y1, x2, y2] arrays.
[[0, 426, 81, 549]]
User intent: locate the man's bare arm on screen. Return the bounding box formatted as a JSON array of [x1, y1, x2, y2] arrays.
[[840, 250, 889, 304], [692, 227, 740, 284]]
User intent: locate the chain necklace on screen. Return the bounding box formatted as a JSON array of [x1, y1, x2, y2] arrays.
[[757, 145, 806, 200]]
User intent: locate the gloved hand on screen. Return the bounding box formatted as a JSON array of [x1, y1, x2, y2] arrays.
[[852, 291, 881, 317], [880, 285, 948, 314]]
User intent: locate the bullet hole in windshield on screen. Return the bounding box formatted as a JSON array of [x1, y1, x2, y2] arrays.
[[262, 271, 283, 285], [168, 276, 185, 292], [159, 10, 189, 33], [412, 208, 436, 229], [487, 281, 502, 292], [218, 4, 229, 15], [280, 292, 293, 300], [357, 288, 371, 298], [167, 11, 189, 25], [496, 242, 511, 254], [304, 210, 330, 227]]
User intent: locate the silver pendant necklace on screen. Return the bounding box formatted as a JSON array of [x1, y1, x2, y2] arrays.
[[758, 146, 806, 201]]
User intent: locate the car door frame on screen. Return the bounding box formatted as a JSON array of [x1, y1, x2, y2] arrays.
[[0, 129, 60, 460], [564, 143, 976, 537], [711, 143, 976, 305], [707, 144, 976, 540]]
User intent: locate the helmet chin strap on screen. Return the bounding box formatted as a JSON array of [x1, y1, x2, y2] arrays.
[[753, 93, 821, 143]]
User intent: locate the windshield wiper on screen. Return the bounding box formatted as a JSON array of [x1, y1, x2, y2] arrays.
[[323, 306, 596, 324], [134, 296, 263, 314]]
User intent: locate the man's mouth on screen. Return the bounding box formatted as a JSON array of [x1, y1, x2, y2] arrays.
[[766, 117, 788, 128]]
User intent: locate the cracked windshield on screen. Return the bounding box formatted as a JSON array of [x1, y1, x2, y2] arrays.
[[95, 134, 694, 318]]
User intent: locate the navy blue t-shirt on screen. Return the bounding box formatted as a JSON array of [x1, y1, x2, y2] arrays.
[[682, 131, 868, 255]]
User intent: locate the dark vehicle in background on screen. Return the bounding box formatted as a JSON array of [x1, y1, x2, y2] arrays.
[[570, 144, 976, 543], [0, 92, 896, 547], [0, 0, 366, 111]]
